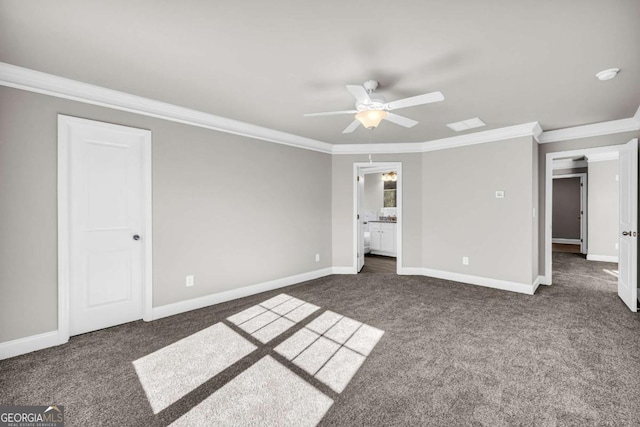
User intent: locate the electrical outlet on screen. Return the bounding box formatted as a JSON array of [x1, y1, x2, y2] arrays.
[[315, 253, 320, 262], [186, 275, 195, 287], [462, 257, 469, 265], [495, 191, 505, 199]]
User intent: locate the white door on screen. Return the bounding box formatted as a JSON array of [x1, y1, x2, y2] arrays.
[[618, 138, 638, 312], [357, 174, 365, 272], [62, 116, 150, 335]]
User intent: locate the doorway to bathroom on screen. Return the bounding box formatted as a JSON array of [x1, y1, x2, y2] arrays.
[[353, 162, 402, 274]]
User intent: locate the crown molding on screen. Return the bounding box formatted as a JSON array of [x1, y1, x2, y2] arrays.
[[586, 151, 619, 162], [0, 62, 333, 154], [538, 116, 640, 144], [552, 159, 588, 170], [332, 122, 540, 154], [2, 62, 638, 156]]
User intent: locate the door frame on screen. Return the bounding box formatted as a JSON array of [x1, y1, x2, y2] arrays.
[[353, 162, 402, 274], [57, 115, 153, 344], [552, 173, 587, 254], [544, 142, 630, 285]]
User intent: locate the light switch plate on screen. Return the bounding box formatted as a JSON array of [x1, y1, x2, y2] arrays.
[[495, 191, 505, 198]]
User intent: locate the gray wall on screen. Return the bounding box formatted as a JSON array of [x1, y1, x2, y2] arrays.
[[363, 173, 383, 216], [552, 177, 581, 239], [332, 136, 537, 286], [538, 130, 640, 276], [0, 86, 332, 343], [422, 136, 535, 284], [587, 160, 619, 258]]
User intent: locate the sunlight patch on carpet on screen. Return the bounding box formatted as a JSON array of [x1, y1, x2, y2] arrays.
[[135, 293, 384, 424], [133, 323, 256, 414], [170, 356, 333, 427], [276, 314, 385, 393], [228, 293, 320, 343]]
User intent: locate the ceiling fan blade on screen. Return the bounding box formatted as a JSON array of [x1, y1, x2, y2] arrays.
[[384, 113, 418, 128], [346, 85, 372, 104], [342, 120, 361, 134], [304, 110, 357, 117], [386, 91, 444, 110]]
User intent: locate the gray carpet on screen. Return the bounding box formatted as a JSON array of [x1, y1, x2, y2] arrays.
[[1, 252, 639, 426]]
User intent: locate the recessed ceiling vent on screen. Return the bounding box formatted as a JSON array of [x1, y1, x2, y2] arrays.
[[446, 117, 486, 132]]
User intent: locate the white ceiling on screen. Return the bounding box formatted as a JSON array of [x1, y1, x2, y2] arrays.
[[1, 0, 638, 145]]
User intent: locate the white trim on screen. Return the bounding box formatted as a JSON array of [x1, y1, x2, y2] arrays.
[[0, 62, 332, 154], [539, 276, 552, 286], [552, 238, 581, 245], [587, 254, 619, 263], [552, 159, 587, 170], [143, 136, 154, 322], [538, 117, 640, 144], [57, 120, 71, 345], [545, 143, 629, 285], [0, 331, 62, 360], [532, 122, 543, 142], [57, 115, 153, 338], [533, 275, 544, 293], [332, 267, 357, 275], [3, 63, 639, 156], [353, 162, 403, 275], [586, 151, 619, 162], [397, 267, 424, 275], [334, 122, 539, 155], [421, 268, 536, 295], [152, 267, 333, 320]]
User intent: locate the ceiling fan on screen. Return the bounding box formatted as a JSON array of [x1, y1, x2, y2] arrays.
[[304, 80, 444, 134]]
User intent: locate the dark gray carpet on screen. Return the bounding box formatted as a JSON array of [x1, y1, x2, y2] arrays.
[[1, 253, 638, 426]]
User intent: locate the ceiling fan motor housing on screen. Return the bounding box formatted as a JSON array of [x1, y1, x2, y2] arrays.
[[363, 80, 379, 93]]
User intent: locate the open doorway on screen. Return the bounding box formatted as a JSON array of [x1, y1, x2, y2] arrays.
[[353, 162, 402, 274], [552, 165, 587, 255], [545, 140, 637, 312]]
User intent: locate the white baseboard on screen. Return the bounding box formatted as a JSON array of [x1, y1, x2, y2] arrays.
[[0, 330, 65, 360], [552, 238, 581, 245], [421, 268, 536, 295], [397, 267, 423, 275], [332, 266, 356, 274], [0, 264, 543, 360], [587, 254, 619, 263], [539, 276, 552, 286], [532, 276, 544, 293], [152, 267, 334, 320]]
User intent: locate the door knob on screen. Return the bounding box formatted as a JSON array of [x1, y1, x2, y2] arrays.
[[622, 231, 631, 236], [133, 235, 140, 241]]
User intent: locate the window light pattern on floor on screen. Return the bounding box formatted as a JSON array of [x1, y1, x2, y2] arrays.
[[227, 294, 320, 343], [276, 310, 384, 392], [134, 293, 384, 426]]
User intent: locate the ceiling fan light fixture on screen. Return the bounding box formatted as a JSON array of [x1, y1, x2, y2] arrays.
[[355, 110, 388, 129]]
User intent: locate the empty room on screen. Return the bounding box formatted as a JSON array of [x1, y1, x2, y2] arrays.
[[1, 1, 639, 426]]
